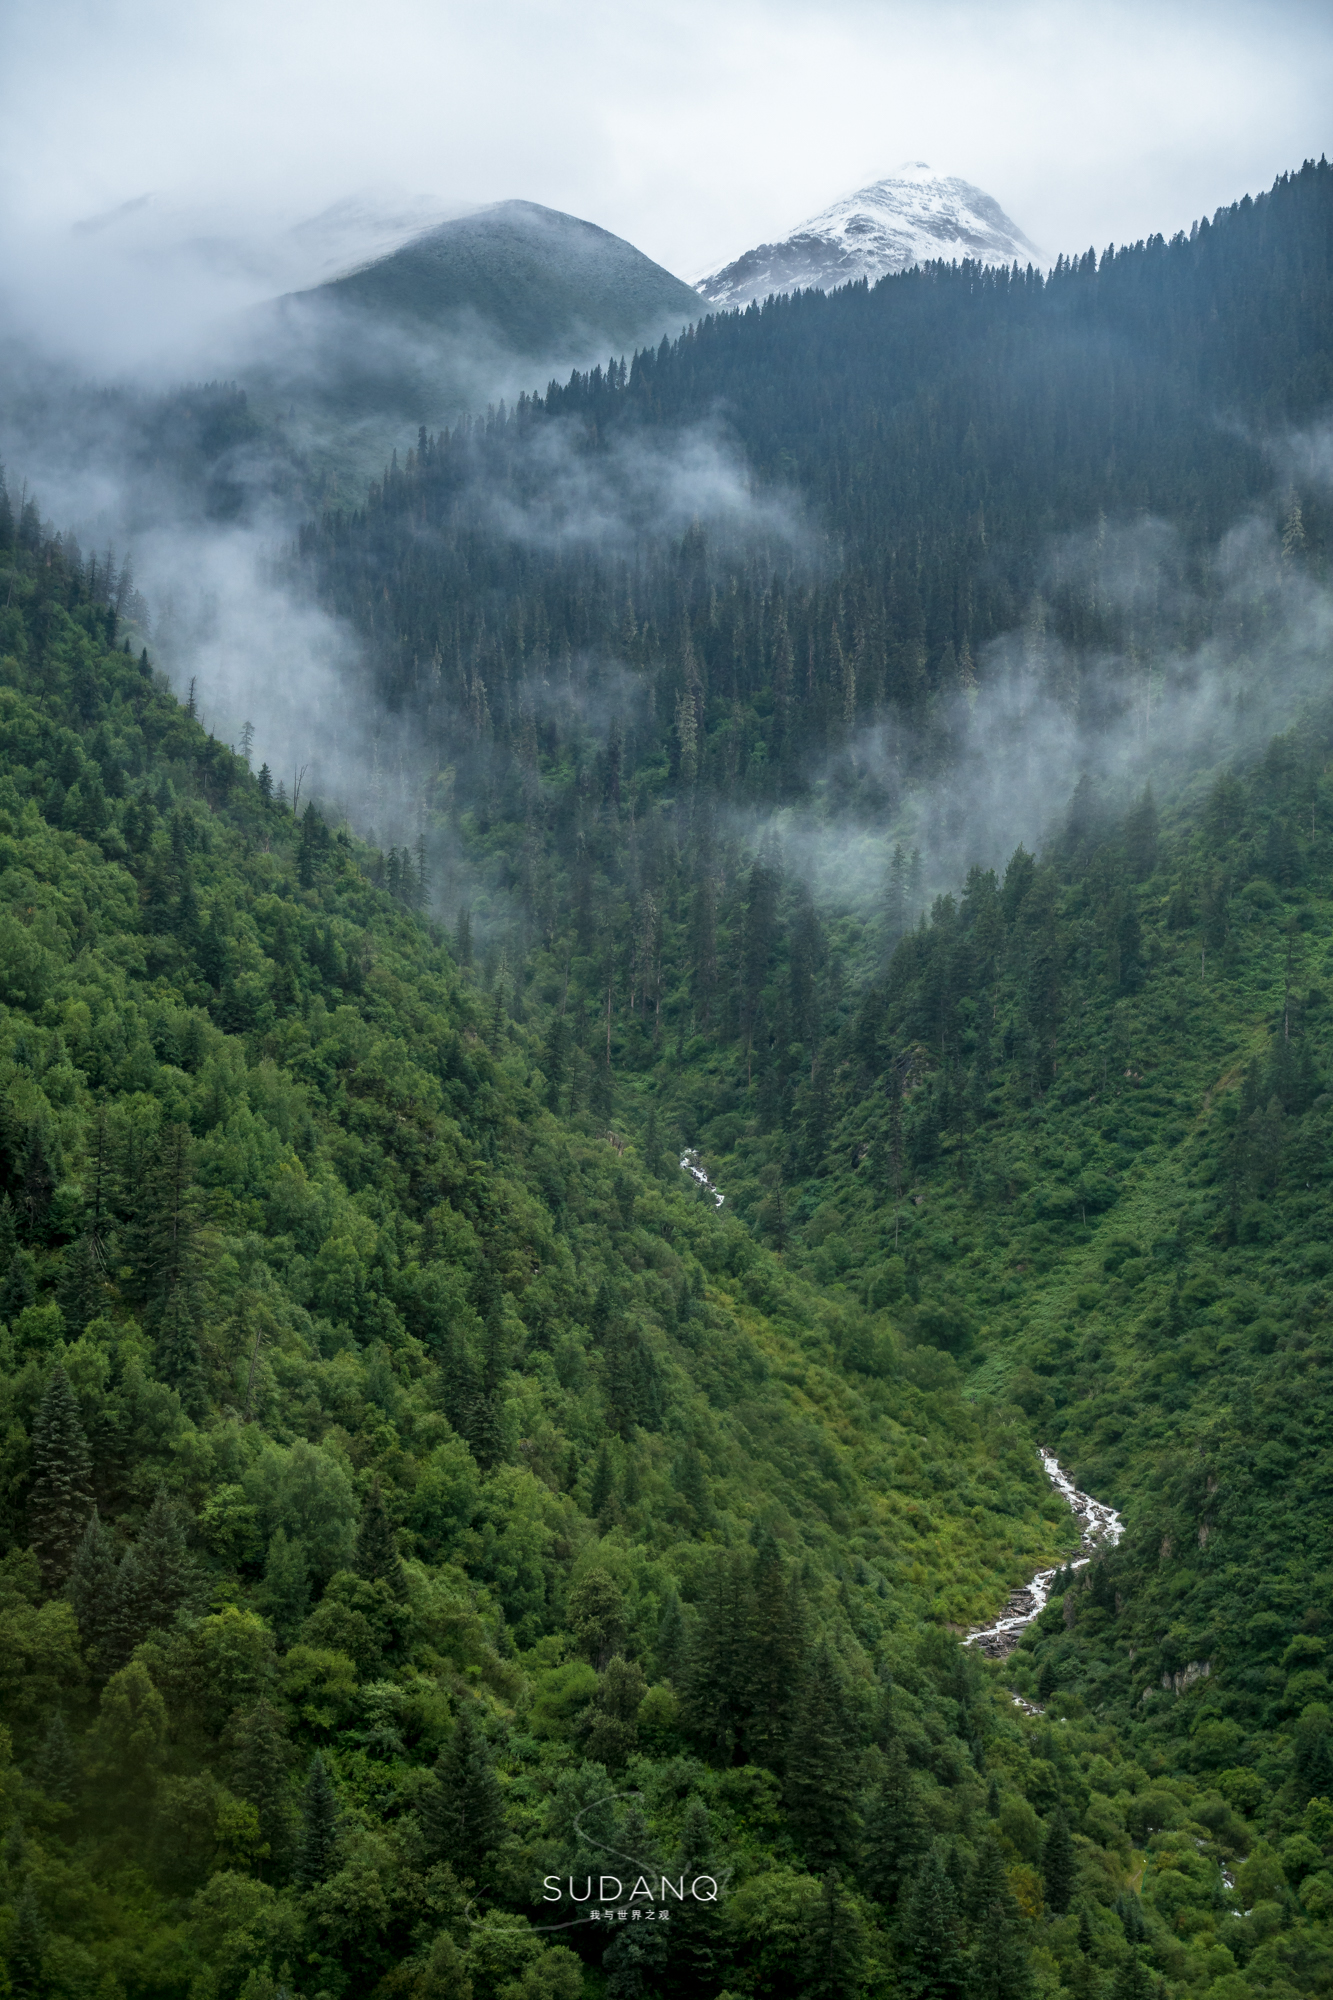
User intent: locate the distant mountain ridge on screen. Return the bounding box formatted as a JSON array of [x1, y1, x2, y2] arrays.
[[294, 199, 700, 361], [696, 161, 1040, 308], [234, 200, 702, 495]]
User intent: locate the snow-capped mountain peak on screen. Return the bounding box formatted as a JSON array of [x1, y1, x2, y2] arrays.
[[696, 163, 1040, 309]]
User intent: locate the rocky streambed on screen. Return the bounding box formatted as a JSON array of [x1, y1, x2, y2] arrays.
[[966, 1449, 1123, 1660], [680, 1150, 725, 1208]]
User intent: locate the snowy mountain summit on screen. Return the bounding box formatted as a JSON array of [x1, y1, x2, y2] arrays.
[[695, 162, 1040, 309]]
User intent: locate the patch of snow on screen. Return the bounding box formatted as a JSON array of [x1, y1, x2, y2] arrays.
[[696, 161, 1041, 310]]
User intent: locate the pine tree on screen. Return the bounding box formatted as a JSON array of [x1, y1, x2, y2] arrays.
[[108, 1491, 190, 1663], [603, 1801, 668, 1998], [354, 1478, 406, 1597], [784, 1641, 857, 1869], [967, 1856, 1033, 2000], [33, 1711, 78, 1809], [682, 1550, 750, 1758], [419, 1702, 504, 1879], [67, 1506, 119, 1662], [9, 1883, 45, 1998], [667, 1796, 720, 1994], [28, 1367, 94, 1587], [296, 1751, 339, 1886], [861, 1739, 925, 1905], [229, 1698, 293, 1878], [655, 1584, 688, 1684], [901, 1847, 965, 2000], [1042, 1808, 1077, 1915], [798, 1868, 866, 2000], [744, 1530, 802, 1767], [589, 1442, 615, 1520], [0, 1189, 17, 1276]]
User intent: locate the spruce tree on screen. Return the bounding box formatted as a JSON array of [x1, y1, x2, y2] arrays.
[[296, 1751, 339, 1886], [966, 1864, 1033, 2000], [28, 1366, 94, 1587], [0, 1247, 36, 1322], [108, 1491, 190, 1663], [861, 1740, 925, 1905], [1112, 1956, 1153, 2000], [667, 1796, 720, 1993], [229, 1698, 294, 1878], [744, 1530, 803, 1767], [354, 1478, 406, 1597], [784, 1641, 857, 1869], [589, 1442, 615, 1520], [602, 1801, 668, 1996], [33, 1711, 78, 1809], [138, 1121, 206, 1408], [901, 1847, 965, 2000], [9, 1883, 45, 1998], [420, 1702, 505, 1880], [798, 1868, 866, 2000], [0, 1190, 17, 1277], [682, 1550, 750, 1757], [67, 1506, 119, 1663], [654, 1584, 688, 1684], [155, 1284, 205, 1414], [1042, 1809, 1077, 1916]]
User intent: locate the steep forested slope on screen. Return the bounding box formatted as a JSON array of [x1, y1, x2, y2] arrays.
[[0, 487, 1160, 1999], [9, 156, 1333, 2000], [276, 152, 1333, 2000], [304, 157, 1333, 774]]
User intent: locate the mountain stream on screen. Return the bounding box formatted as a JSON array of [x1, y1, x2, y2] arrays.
[[680, 1150, 725, 1208], [966, 1450, 1123, 1661]]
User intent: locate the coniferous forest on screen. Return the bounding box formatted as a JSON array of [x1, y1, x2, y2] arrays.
[[4, 156, 1333, 2000]]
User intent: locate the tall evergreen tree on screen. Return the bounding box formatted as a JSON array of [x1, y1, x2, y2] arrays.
[[28, 1367, 94, 1587], [296, 1751, 339, 1886], [861, 1739, 925, 1905], [901, 1847, 966, 2000], [967, 1846, 1033, 2000], [665, 1796, 720, 1997], [107, 1491, 190, 1663], [67, 1507, 120, 1663], [798, 1868, 866, 2000], [228, 1698, 294, 1878], [682, 1550, 751, 1758], [354, 1478, 406, 1597], [784, 1640, 857, 1869], [9, 1883, 45, 1998], [33, 1711, 79, 1810], [1042, 1809, 1077, 1916], [419, 1702, 505, 1880], [743, 1529, 802, 1767]]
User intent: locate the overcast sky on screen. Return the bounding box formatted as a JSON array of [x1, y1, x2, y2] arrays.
[[2, 0, 1331, 370]]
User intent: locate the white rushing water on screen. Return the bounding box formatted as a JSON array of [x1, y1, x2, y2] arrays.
[[966, 1448, 1123, 1660], [680, 1150, 725, 1208]]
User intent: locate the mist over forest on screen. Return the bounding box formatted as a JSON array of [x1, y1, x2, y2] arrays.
[[3, 142, 1333, 2000]]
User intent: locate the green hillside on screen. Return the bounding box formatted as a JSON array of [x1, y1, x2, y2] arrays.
[[310, 203, 701, 363], [241, 202, 702, 502], [7, 158, 1333, 2000], [0, 484, 1124, 1999]]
